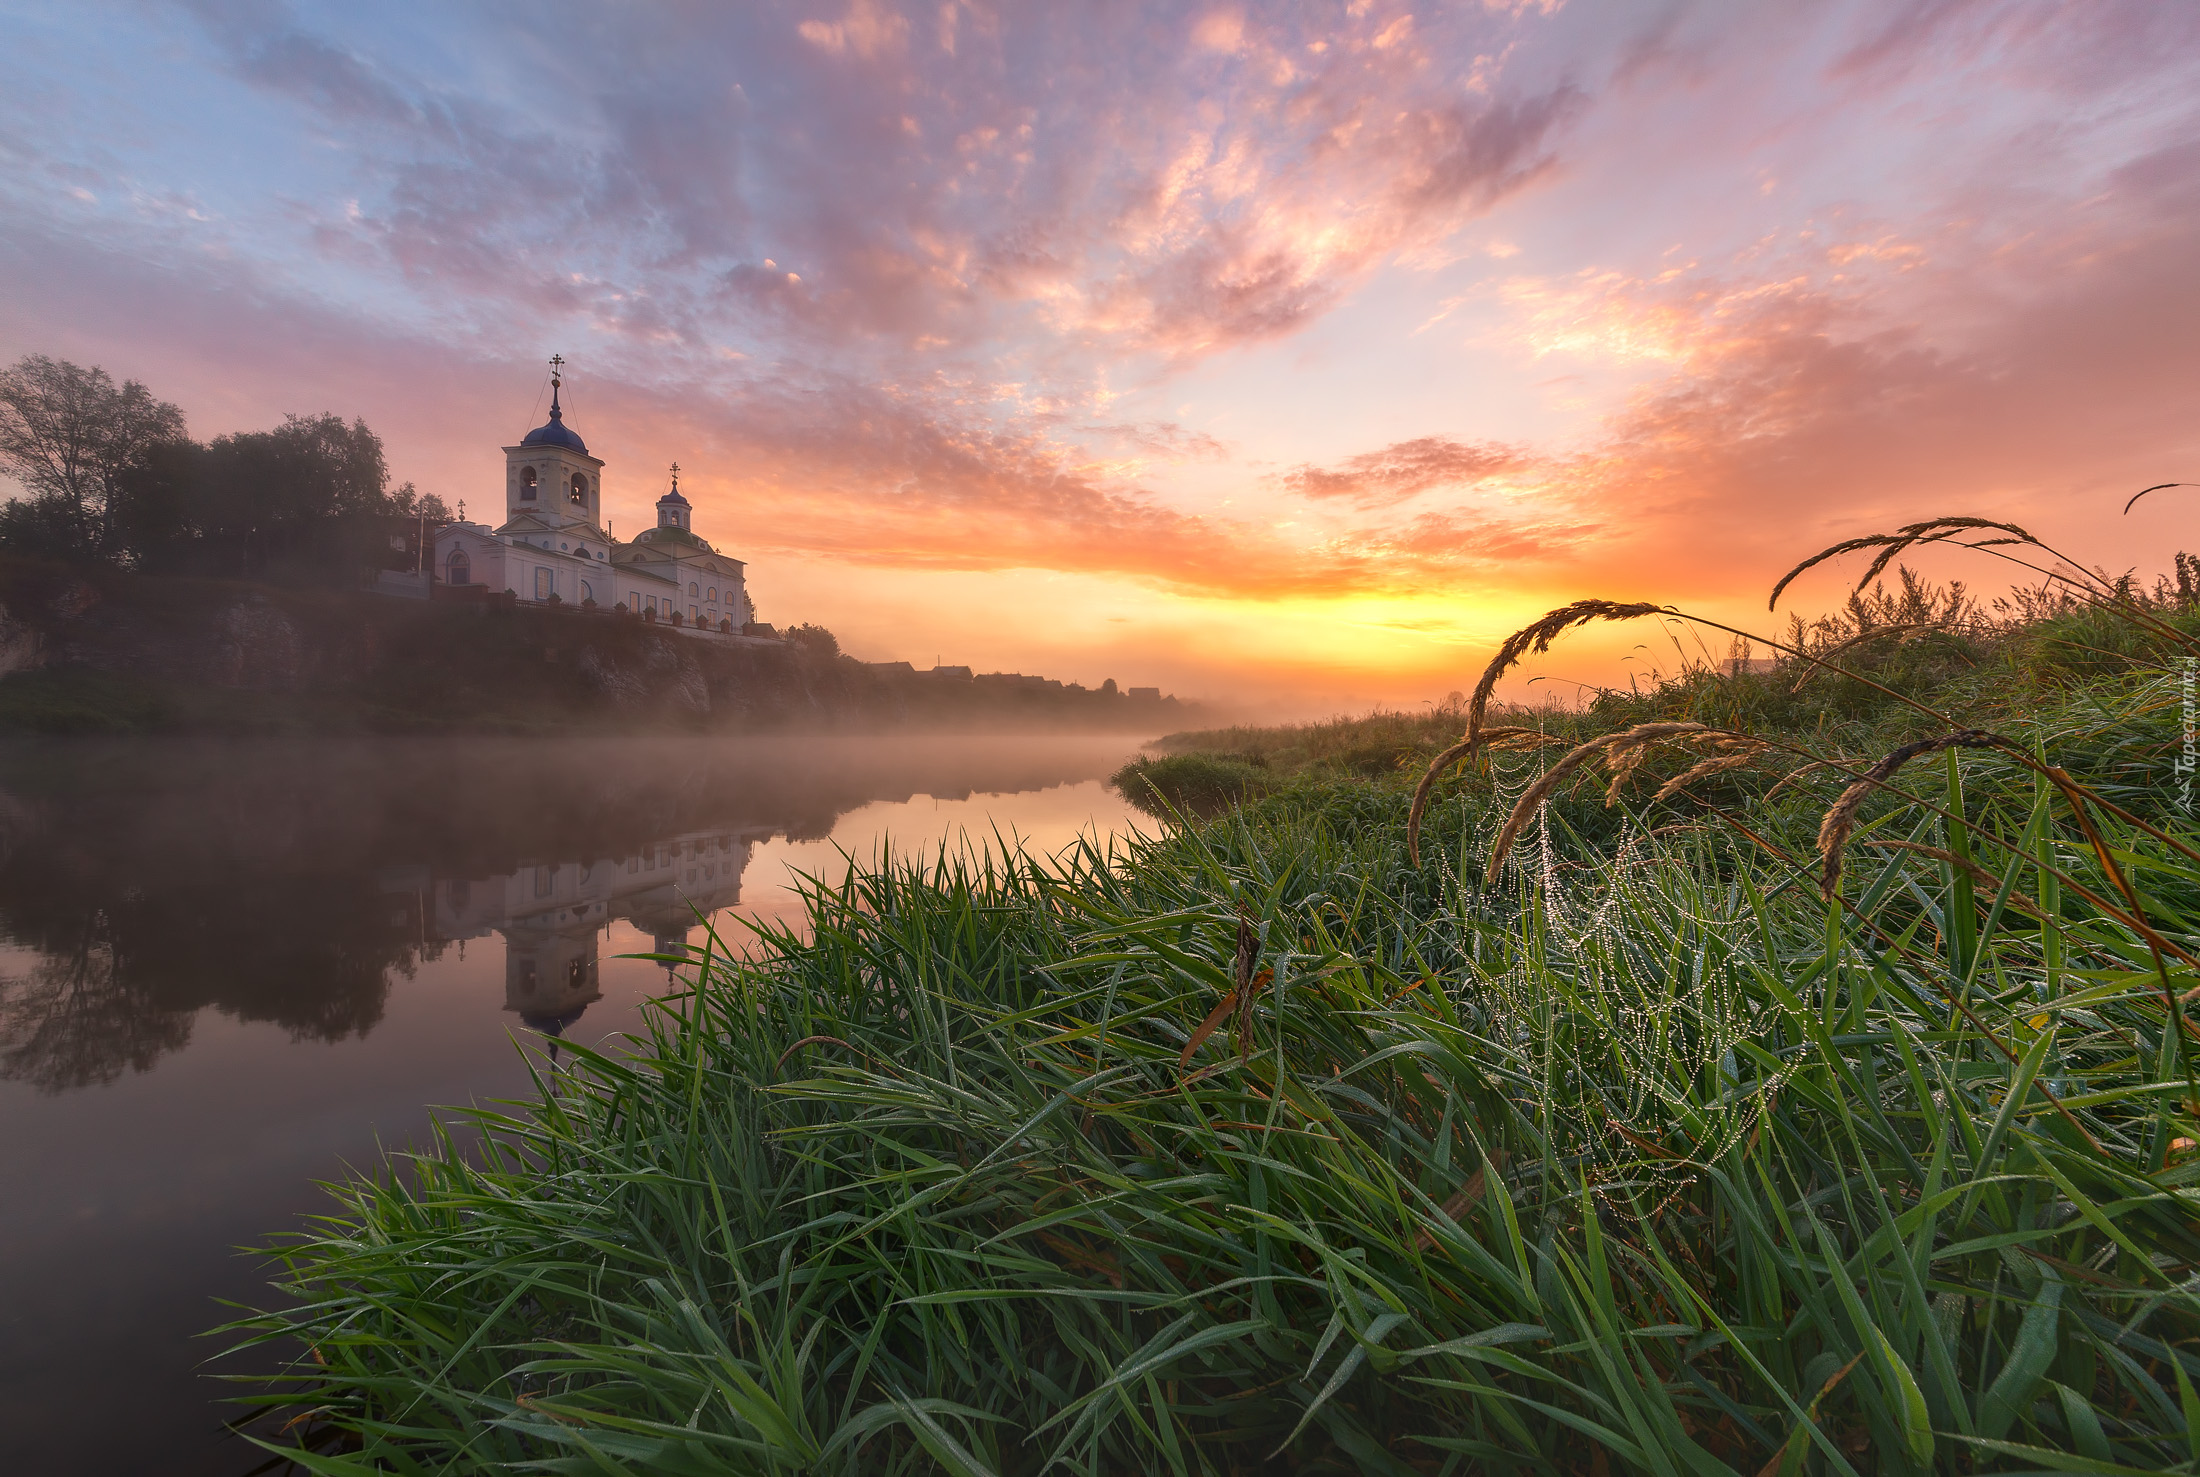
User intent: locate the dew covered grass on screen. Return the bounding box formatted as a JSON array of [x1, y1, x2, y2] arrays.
[[225, 551, 2200, 1474]]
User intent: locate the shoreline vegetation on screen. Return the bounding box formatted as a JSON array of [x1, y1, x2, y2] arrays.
[[228, 519, 2200, 1473], [0, 558, 1191, 736]]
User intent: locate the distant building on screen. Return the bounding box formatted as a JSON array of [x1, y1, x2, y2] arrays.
[[929, 665, 973, 681], [1127, 686, 1161, 701], [433, 357, 755, 634]]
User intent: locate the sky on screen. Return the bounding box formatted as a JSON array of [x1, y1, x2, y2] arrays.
[[2, 0, 2196, 712]]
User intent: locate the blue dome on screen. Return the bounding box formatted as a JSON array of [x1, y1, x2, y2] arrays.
[[658, 486, 690, 506], [521, 409, 588, 454]]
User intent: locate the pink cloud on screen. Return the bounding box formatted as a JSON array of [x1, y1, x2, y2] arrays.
[[1284, 437, 1529, 508]]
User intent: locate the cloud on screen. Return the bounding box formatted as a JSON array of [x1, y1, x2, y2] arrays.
[[1481, 141, 2200, 603], [1284, 437, 1528, 507], [146, 1, 1584, 373], [8, 0, 2200, 706]]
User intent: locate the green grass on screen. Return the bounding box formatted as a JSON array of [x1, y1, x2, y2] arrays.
[[1111, 751, 1276, 819], [222, 565, 2200, 1474]]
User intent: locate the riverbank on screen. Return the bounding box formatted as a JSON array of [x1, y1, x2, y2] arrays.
[[227, 552, 2200, 1472], [0, 559, 1195, 734]]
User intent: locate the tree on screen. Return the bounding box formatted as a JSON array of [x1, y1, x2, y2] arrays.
[[0, 355, 186, 560], [390, 481, 452, 524], [196, 413, 396, 579], [788, 623, 840, 659]]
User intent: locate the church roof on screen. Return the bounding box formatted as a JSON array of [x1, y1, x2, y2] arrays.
[[634, 525, 713, 552], [658, 486, 690, 507], [521, 375, 588, 453], [521, 407, 588, 454]]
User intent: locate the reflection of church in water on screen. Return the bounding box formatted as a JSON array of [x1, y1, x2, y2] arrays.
[[428, 828, 767, 1038]]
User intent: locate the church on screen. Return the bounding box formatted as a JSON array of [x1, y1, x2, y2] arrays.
[[433, 359, 753, 633]]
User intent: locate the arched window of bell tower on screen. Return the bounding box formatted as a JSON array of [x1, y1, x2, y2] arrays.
[[520, 467, 538, 500], [570, 473, 587, 505]]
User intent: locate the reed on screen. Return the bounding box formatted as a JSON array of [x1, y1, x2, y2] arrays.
[[222, 530, 2200, 1475]]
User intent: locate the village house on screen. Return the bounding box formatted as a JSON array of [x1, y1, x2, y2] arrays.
[[432, 359, 754, 634]]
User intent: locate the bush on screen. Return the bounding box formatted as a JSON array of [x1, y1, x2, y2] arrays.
[[1110, 751, 1272, 818]]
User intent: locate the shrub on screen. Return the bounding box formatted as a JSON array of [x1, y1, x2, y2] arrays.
[[1110, 751, 1272, 818]]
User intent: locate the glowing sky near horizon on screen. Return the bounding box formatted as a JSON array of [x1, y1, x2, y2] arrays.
[[2, 1, 2196, 711]]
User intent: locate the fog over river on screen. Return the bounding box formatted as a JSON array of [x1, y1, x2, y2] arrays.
[[0, 734, 1150, 1475]]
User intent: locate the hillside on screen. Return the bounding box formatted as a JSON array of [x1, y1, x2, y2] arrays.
[[0, 559, 1190, 735]]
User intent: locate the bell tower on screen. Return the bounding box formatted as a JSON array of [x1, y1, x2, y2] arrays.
[[656, 463, 692, 531], [504, 355, 605, 530]]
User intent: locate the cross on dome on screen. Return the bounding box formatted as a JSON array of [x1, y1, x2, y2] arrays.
[[521, 352, 588, 453]]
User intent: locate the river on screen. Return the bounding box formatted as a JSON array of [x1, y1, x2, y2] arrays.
[[0, 734, 1152, 1474]]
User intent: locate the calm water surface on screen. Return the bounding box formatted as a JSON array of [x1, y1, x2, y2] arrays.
[[0, 734, 1151, 1475]]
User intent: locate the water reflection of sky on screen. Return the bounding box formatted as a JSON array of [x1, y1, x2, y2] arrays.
[[0, 734, 1148, 1476]]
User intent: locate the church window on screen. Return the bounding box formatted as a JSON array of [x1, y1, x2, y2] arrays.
[[570, 472, 587, 505], [521, 467, 537, 500], [707, 586, 717, 602], [689, 581, 699, 596], [534, 568, 553, 599], [689, 605, 699, 622], [445, 549, 471, 586], [580, 579, 595, 604]]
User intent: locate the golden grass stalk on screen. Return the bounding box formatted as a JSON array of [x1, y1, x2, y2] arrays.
[[1461, 600, 1665, 742], [1407, 602, 1662, 864], [1651, 745, 1768, 803], [1409, 596, 1969, 866], [1601, 738, 1658, 806], [1762, 759, 1837, 802], [1768, 518, 2037, 611], [1485, 722, 1710, 885], [1770, 512, 2198, 653], [1404, 725, 1570, 863], [2123, 482, 2196, 514], [1814, 729, 2004, 897]]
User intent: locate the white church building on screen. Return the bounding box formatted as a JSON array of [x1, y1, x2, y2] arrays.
[[433, 361, 753, 633]]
